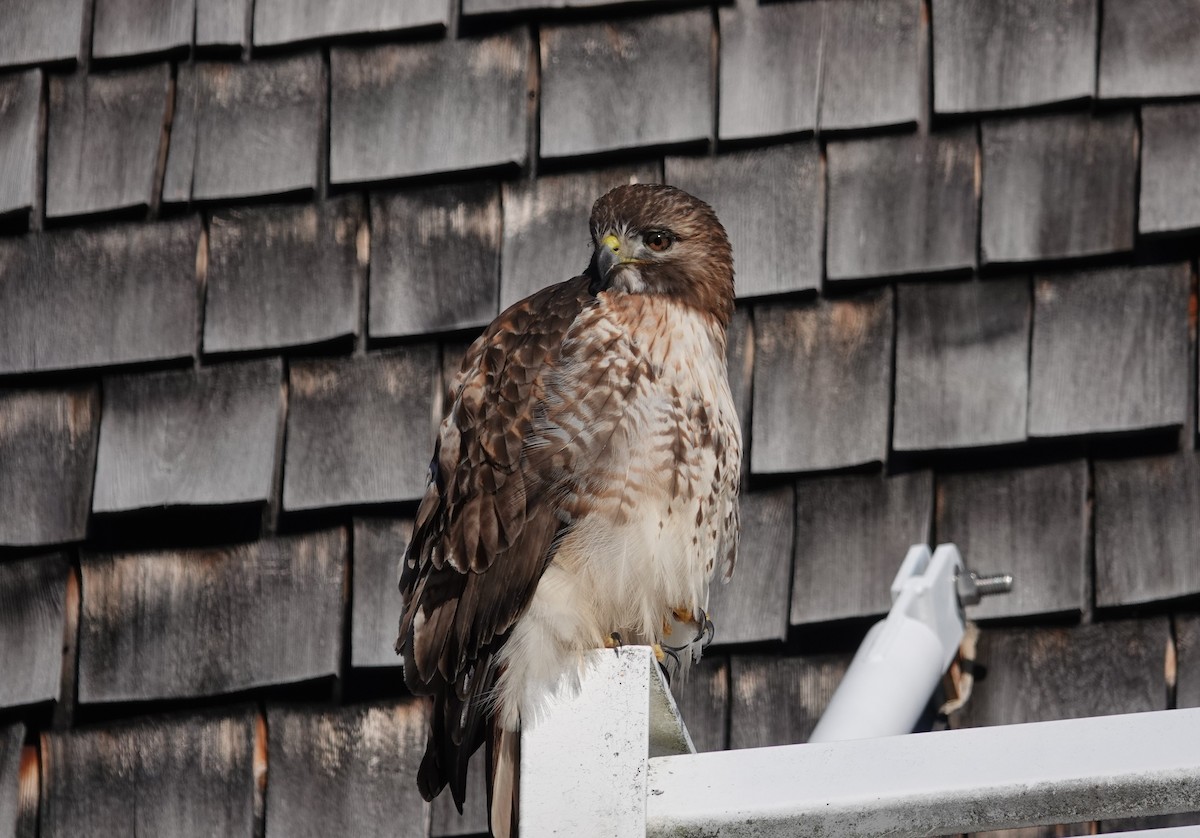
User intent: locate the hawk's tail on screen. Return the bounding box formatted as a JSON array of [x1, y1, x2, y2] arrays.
[[487, 720, 519, 838]]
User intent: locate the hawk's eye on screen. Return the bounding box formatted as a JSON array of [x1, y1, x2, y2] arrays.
[[644, 231, 673, 253]]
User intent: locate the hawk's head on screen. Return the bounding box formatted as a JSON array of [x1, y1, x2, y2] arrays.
[[587, 183, 734, 327]]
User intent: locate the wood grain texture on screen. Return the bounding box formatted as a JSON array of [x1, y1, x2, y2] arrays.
[[283, 349, 439, 510], [708, 486, 794, 646], [827, 128, 976, 282], [751, 291, 894, 474], [937, 461, 1087, 620], [717, 2, 821, 142], [792, 471, 933, 625], [540, 12, 711, 158], [729, 653, 851, 748], [464, 0, 660, 11], [0, 219, 198, 375], [819, 0, 921, 132], [41, 711, 256, 838], [264, 702, 430, 838], [254, 0, 445, 46], [499, 164, 658, 310], [0, 725, 22, 838], [369, 182, 501, 338], [1028, 263, 1189, 437], [164, 54, 321, 202], [1099, 0, 1200, 98], [0, 387, 98, 546], [350, 517, 411, 669], [196, 0, 250, 49], [1140, 102, 1200, 235], [667, 143, 822, 298], [430, 751, 488, 837], [671, 656, 728, 754], [931, 0, 1096, 113], [0, 70, 41, 218], [0, 0, 85, 68], [205, 198, 362, 353], [92, 359, 283, 513], [980, 112, 1137, 264], [46, 65, 169, 219], [78, 530, 346, 702], [954, 620, 1169, 728], [1178, 614, 1200, 709], [91, 0, 194, 60], [1094, 452, 1200, 607], [893, 278, 1030, 451], [330, 31, 527, 184], [0, 554, 68, 709]]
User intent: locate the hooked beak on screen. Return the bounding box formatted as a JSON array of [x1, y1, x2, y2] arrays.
[[591, 233, 623, 282]]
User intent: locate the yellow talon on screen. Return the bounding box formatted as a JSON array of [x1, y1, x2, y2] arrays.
[[662, 617, 673, 636], [672, 606, 693, 622], [651, 644, 666, 663]]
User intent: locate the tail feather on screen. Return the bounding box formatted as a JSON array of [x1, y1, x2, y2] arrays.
[[488, 722, 519, 838]]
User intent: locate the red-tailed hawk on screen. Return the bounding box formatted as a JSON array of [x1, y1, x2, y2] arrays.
[[397, 183, 741, 837]]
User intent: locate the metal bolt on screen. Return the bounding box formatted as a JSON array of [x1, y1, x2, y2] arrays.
[[957, 571, 1014, 607]]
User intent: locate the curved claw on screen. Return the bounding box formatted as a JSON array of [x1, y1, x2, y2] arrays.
[[605, 631, 623, 656]]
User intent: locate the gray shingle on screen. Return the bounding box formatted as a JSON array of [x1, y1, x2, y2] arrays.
[[0, 724, 24, 838], [893, 279, 1030, 451], [330, 31, 528, 185], [0, 387, 99, 547], [46, 65, 170, 219], [464, 0, 660, 12], [0, 70, 41, 219], [350, 517, 410, 669], [91, 0, 194, 61], [1179, 614, 1200, 709], [0, 0, 85, 69], [670, 657, 728, 754], [253, 0, 445, 47], [730, 653, 852, 748], [981, 112, 1137, 264], [826, 128, 977, 282], [0, 554, 68, 709], [196, 0, 250, 50], [431, 757, 488, 837], [1099, 0, 1200, 99], [667, 144, 822, 298], [283, 349, 439, 510], [1028, 264, 1189, 438], [0, 220, 199, 375], [78, 530, 346, 703], [936, 461, 1088, 620], [751, 291, 894, 474], [931, 0, 1096, 113], [791, 471, 933, 625], [205, 198, 363, 354], [92, 359, 283, 514], [500, 165, 658, 310], [370, 183, 501, 339], [540, 12, 711, 159], [1140, 103, 1200, 236]]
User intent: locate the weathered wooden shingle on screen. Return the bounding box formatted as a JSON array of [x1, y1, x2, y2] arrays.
[[666, 144, 822, 298], [1099, 0, 1200, 99], [893, 279, 1030, 451], [1140, 103, 1200, 236], [164, 55, 322, 203], [717, 2, 821, 142], [981, 112, 1137, 264], [931, 0, 1096, 113], [350, 517, 410, 669], [370, 183, 501, 339], [792, 471, 933, 625], [330, 31, 528, 185], [0, 387, 99, 547], [540, 12, 711, 159], [708, 487, 794, 647], [91, 0, 194, 61], [92, 359, 283, 514], [205, 198, 363, 354], [0, 70, 41, 220], [463, 0, 660, 12], [41, 711, 256, 838], [254, 0, 445, 47], [730, 654, 851, 748], [265, 702, 429, 838], [671, 657, 729, 754], [955, 620, 1168, 728], [0, 724, 25, 838], [0, 220, 198, 375], [937, 461, 1088, 620], [196, 0, 250, 50], [78, 530, 346, 703], [1178, 614, 1200, 710], [431, 756, 487, 838], [0, 554, 68, 709], [826, 128, 977, 282], [500, 165, 658, 310], [1094, 452, 1200, 608], [46, 66, 169, 219], [1028, 264, 1189, 438], [284, 350, 439, 511], [751, 291, 894, 474], [0, 0, 85, 69]]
